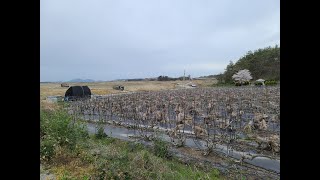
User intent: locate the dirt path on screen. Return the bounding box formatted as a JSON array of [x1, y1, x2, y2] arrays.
[[40, 164, 56, 180]]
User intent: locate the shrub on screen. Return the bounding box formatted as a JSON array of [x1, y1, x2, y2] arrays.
[[153, 138, 170, 159], [234, 81, 250, 86], [265, 80, 277, 85], [40, 108, 89, 161], [243, 81, 250, 86], [95, 123, 108, 139]]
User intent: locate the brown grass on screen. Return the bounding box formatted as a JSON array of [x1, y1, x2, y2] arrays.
[[40, 101, 59, 111], [40, 79, 217, 99]]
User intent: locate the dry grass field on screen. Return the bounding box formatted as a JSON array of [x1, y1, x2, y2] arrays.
[[40, 79, 217, 100]]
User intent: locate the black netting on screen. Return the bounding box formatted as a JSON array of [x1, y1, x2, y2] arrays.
[[65, 86, 91, 101]]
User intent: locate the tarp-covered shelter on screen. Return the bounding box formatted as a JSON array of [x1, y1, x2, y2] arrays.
[[255, 79, 265, 86], [256, 79, 265, 82], [64, 86, 91, 101]]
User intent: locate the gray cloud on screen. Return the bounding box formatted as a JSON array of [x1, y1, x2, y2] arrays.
[[41, 0, 280, 81]]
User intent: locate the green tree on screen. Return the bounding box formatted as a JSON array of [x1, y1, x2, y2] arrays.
[[219, 45, 280, 83]]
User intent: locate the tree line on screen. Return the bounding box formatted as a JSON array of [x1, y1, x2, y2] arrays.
[[215, 45, 280, 84]]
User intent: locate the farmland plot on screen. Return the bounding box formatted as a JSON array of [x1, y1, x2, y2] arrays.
[[67, 86, 280, 174]]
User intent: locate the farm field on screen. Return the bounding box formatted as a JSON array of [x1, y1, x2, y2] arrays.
[[41, 81, 280, 179], [40, 79, 216, 99], [69, 86, 280, 163], [40, 1, 280, 178]]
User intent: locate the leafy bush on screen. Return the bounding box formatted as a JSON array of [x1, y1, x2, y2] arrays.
[[265, 80, 277, 85], [243, 81, 250, 85], [95, 123, 108, 139], [40, 108, 88, 161], [153, 138, 170, 159], [234, 81, 250, 86]]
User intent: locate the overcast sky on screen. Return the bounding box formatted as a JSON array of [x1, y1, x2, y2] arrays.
[[40, 0, 280, 82]]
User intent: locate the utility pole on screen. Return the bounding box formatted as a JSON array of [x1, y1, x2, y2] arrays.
[[183, 69, 185, 81]]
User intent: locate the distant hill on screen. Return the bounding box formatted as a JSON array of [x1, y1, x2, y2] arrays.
[[68, 79, 95, 83]]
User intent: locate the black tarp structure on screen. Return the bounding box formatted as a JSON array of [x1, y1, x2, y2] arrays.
[[64, 86, 91, 101]]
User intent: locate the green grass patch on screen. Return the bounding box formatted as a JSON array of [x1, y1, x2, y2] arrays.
[[40, 105, 223, 179]]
